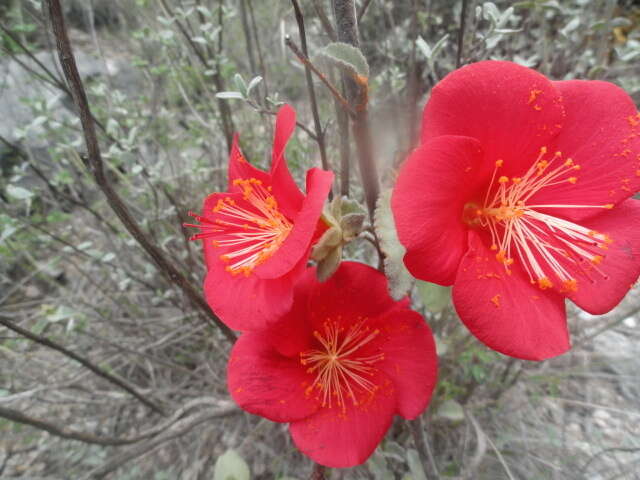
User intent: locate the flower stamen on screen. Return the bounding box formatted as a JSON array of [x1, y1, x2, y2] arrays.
[[300, 319, 384, 412], [473, 147, 613, 291], [185, 178, 293, 276]]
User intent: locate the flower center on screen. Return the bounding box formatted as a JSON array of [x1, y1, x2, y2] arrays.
[[187, 178, 293, 276], [300, 319, 384, 412], [466, 148, 614, 292]]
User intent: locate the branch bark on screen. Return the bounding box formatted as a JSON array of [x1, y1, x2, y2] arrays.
[[290, 0, 331, 176], [0, 314, 164, 415], [44, 0, 236, 344], [331, 0, 380, 219]]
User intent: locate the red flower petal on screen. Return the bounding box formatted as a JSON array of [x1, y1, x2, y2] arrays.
[[227, 134, 271, 190], [421, 61, 565, 179], [392, 135, 486, 285], [452, 231, 570, 360], [306, 261, 404, 323], [289, 369, 396, 468], [228, 332, 320, 422], [203, 259, 300, 331], [253, 168, 334, 279], [564, 199, 640, 314], [270, 105, 305, 217], [531, 80, 640, 221], [372, 308, 438, 419]]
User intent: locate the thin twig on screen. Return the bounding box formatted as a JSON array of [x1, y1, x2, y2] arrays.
[[311, 0, 338, 40], [457, 0, 470, 68], [408, 416, 440, 479], [0, 315, 164, 415], [290, 0, 331, 175], [357, 0, 374, 23], [44, 0, 236, 344], [284, 35, 356, 118]]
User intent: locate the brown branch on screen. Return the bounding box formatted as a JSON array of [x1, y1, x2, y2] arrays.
[[311, 0, 338, 41], [0, 315, 164, 415], [310, 463, 326, 480], [332, 0, 380, 220], [44, 0, 236, 344], [0, 401, 238, 448], [284, 36, 355, 118], [457, 0, 470, 68], [357, 0, 374, 23], [408, 416, 440, 479], [290, 0, 331, 176]]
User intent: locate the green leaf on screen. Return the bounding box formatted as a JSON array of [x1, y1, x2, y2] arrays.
[[213, 449, 250, 480], [416, 281, 450, 313], [318, 42, 370, 78], [435, 399, 465, 422], [6, 185, 33, 201], [215, 91, 245, 100], [374, 189, 413, 300], [406, 449, 427, 480]]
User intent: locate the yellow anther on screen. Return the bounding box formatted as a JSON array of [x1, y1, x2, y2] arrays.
[[568, 177, 578, 184], [495, 159, 504, 167], [564, 158, 574, 167], [540, 146, 548, 154], [604, 204, 614, 209], [512, 177, 522, 184], [561, 279, 578, 293], [537, 277, 553, 290], [591, 255, 603, 265], [498, 176, 509, 184]]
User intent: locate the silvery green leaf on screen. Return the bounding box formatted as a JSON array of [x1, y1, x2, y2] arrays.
[[246, 76, 263, 95], [196, 6, 212, 17], [416, 35, 432, 59], [233, 73, 248, 96], [366, 451, 394, 480], [560, 17, 580, 37], [6, 185, 33, 201], [416, 281, 450, 313], [406, 449, 427, 480], [192, 36, 207, 44], [374, 189, 414, 300], [215, 91, 245, 100], [435, 399, 465, 422], [429, 34, 449, 65], [213, 449, 250, 480], [318, 42, 370, 78]]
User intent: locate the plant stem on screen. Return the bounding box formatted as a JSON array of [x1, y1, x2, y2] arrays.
[[291, 0, 331, 176], [331, 0, 380, 220], [44, 0, 236, 344]]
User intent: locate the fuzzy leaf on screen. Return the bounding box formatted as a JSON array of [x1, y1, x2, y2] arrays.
[[318, 42, 370, 78], [6, 185, 34, 201], [215, 91, 244, 100], [435, 399, 465, 422], [374, 189, 414, 300], [340, 213, 365, 242], [311, 227, 343, 261], [213, 449, 250, 480], [316, 245, 342, 282]]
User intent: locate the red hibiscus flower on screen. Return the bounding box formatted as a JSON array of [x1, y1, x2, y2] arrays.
[[392, 61, 640, 361], [227, 261, 438, 468], [187, 105, 334, 331]]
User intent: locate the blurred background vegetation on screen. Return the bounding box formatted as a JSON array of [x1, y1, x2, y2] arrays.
[[1, 0, 639, 478]]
